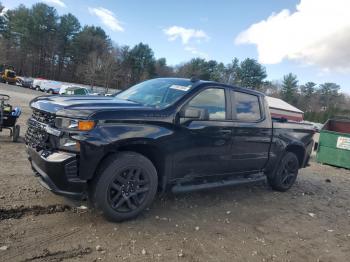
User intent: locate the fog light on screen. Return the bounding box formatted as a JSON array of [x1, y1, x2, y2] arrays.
[[59, 137, 80, 152]]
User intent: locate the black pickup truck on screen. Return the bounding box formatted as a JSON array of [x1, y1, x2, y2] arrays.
[[25, 78, 314, 221]]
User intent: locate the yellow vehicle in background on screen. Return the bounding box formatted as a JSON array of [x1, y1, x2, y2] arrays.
[[0, 64, 17, 85]]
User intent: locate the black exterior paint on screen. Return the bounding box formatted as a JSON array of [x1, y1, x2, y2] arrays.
[[26, 79, 314, 197]]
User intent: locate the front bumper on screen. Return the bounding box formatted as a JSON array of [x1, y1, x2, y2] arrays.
[[27, 146, 87, 199]]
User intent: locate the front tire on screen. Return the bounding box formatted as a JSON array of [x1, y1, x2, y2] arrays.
[[91, 152, 158, 222], [267, 152, 299, 192]]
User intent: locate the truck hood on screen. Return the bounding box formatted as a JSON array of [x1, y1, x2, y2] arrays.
[[30, 95, 147, 118]]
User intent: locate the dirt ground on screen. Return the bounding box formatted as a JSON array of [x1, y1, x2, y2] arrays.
[[0, 83, 350, 262]]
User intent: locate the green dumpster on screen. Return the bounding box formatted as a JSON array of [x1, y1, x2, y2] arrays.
[[317, 118, 350, 169]]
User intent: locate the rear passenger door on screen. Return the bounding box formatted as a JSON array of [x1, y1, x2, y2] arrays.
[[228, 90, 272, 173]]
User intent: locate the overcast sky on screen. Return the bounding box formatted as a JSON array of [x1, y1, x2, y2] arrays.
[[2, 0, 350, 93]]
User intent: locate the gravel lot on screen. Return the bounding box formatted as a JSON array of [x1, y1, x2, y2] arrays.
[[0, 83, 350, 262]]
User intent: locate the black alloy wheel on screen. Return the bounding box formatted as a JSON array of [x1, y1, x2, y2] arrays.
[[92, 152, 158, 222], [107, 167, 150, 212], [268, 152, 299, 192]]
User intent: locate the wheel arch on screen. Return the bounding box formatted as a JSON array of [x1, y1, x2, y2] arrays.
[[91, 140, 169, 193], [285, 144, 305, 168]]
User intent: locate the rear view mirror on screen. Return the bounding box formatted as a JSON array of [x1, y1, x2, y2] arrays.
[[180, 107, 209, 121]]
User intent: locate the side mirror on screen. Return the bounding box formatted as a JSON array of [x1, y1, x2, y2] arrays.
[[180, 107, 209, 121]]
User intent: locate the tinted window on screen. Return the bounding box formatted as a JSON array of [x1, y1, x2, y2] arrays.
[[188, 88, 226, 120], [234, 92, 261, 121]]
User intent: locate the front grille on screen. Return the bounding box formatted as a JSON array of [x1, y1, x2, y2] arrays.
[[25, 109, 55, 151], [32, 110, 56, 126]]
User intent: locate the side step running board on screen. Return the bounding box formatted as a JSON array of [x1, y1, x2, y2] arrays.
[[171, 175, 266, 194]]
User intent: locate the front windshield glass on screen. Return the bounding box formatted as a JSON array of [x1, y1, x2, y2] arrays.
[[116, 78, 193, 108]]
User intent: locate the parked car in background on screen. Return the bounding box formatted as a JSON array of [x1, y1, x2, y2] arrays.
[[40, 80, 63, 94], [302, 121, 323, 132], [31, 78, 47, 91], [59, 84, 77, 95], [60, 85, 100, 95], [16, 76, 33, 88], [61, 86, 91, 95], [106, 90, 121, 96]]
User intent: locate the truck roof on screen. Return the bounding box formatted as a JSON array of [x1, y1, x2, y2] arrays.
[[168, 77, 266, 97]]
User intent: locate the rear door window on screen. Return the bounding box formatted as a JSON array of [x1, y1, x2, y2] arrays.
[[233, 92, 261, 121]]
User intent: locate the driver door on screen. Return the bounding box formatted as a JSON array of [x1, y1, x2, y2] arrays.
[[171, 87, 234, 179]]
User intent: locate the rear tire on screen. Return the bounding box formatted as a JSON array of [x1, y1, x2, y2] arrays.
[[267, 152, 299, 192], [91, 152, 158, 222], [12, 125, 20, 142]]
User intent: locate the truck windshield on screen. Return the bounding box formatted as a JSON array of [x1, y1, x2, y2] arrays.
[[116, 78, 193, 108]]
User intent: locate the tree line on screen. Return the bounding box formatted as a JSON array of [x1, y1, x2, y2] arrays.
[[0, 2, 349, 123]]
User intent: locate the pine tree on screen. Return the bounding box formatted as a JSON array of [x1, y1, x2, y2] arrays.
[[281, 73, 298, 104]]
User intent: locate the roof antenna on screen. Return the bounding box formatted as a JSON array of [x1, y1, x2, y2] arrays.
[[190, 75, 200, 82]]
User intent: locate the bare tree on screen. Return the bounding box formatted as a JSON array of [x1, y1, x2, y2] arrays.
[[79, 51, 102, 89], [101, 50, 117, 92]]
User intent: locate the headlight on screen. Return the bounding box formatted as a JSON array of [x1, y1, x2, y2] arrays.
[[55, 117, 95, 131]]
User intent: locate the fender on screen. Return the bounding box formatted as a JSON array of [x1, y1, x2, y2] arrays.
[[74, 122, 175, 181], [264, 127, 310, 176]]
